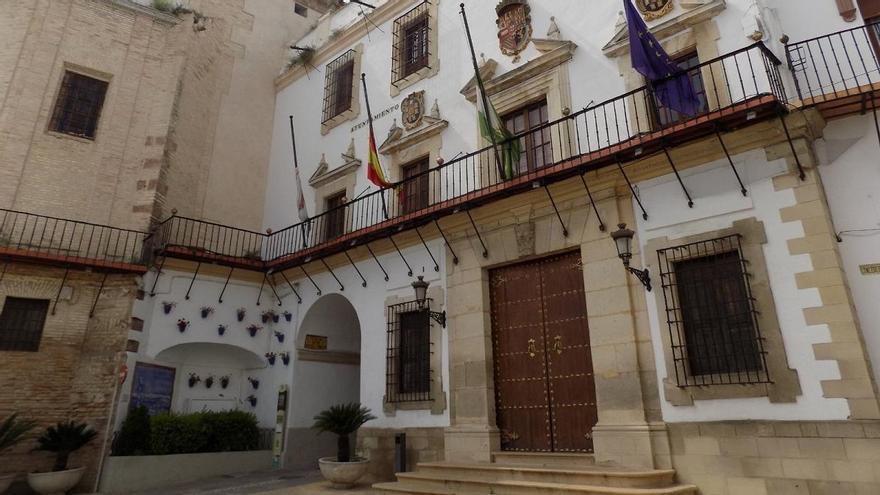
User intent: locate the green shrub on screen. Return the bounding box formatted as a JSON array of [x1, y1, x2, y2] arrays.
[[149, 410, 259, 455], [112, 406, 151, 456]]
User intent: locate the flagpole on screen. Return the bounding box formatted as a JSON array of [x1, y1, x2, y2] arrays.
[[289, 116, 310, 248], [460, 2, 505, 181], [360, 72, 390, 220]]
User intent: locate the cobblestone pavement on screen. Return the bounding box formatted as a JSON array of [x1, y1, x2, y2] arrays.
[[117, 469, 331, 495]]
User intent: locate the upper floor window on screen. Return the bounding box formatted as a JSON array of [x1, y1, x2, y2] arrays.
[[657, 234, 770, 386], [400, 157, 430, 214], [49, 70, 109, 140], [655, 51, 708, 127], [0, 297, 50, 352], [322, 50, 356, 123], [323, 190, 347, 240], [392, 2, 431, 84], [503, 99, 552, 176]]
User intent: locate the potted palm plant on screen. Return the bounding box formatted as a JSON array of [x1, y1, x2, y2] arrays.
[[1, 413, 36, 494], [313, 403, 375, 488], [27, 421, 97, 495]]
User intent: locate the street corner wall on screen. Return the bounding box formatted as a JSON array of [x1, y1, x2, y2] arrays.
[[0, 263, 137, 491]]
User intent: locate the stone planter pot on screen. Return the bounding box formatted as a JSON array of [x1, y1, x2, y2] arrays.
[[317, 457, 369, 488], [0, 473, 15, 494], [27, 467, 85, 495]]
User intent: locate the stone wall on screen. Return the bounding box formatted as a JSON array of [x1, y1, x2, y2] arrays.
[[0, 263, 137, 492], [356, 427, 445, 482], [666, 420, 880, 494]]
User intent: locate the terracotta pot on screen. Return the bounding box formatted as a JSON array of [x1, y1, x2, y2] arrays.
[[27, 467, 85, 495], [317, 457, 370, 488], [0, 474, 15, 494]]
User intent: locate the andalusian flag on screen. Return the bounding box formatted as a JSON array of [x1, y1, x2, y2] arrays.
[[367, 126, 392, 188], [477, 85, 521, 180]]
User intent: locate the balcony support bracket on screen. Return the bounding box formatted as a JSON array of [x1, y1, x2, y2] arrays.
[[871, 91, 879, 150], [278, 271, 302, 304], [416, 227, 440, 272], [434, 220, 459, 264], [301, 265, 322, 296], [344, 251, 368, 287], [51, 268, 70, 316], [184, 262, 201, 300], [579, 173, 606, 232], [715, 128, 747, 196], [0, 260, 7, 285], [466, 210, 489, 258], [265, 273, 283, 306], [662, 146, 695, 208], [778, 111, 806, 180], [616, 159, 649, 220], [544, 184, 569, 237], [256, 272, 267, 306], [321, 258, 344, 291], [89, 272, 109, 318], [218, 267, 234, 304], [389, 235, 413, 277], [366, 244, 390, 281], [149, 256, 166, 297]]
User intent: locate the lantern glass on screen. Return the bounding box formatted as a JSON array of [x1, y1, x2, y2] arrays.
[[412, 276, 429, 308], [610, 223, 634, 262]]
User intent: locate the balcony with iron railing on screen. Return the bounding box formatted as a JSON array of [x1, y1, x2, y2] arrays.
[[150, 24, 879, 274], [0, 209, 149, 273]]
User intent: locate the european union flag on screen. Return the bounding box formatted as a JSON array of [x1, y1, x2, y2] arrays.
[[624, 0, 702, 118]]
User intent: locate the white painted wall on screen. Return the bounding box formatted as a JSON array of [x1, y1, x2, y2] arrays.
[[815, 113, 880, 388], [636, 149, 850, 421]]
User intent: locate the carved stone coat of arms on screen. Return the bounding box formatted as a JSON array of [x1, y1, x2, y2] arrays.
[[401, 91, 424, 130], [496, 0, 532, 61], [636, 0, 674, 21]]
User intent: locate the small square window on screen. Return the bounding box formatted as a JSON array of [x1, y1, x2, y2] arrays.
[[293, 2, 308, 16], [0, 297, 50, 352], [49, 71, 109, 140]]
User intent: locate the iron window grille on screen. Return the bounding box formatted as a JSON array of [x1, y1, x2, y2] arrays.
[[391, 1, 431, 85], [322, 50, 356, 123], [0, 297, 50, 352], [386, 300, 433, 403], [657, 234, 771, 387], [49, 71, 109, 140]]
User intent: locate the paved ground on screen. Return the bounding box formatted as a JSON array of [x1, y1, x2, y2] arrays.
[[121, 469, 376, 495]]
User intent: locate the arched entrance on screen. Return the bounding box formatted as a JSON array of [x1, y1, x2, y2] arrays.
[[287, 293, 361, 467]]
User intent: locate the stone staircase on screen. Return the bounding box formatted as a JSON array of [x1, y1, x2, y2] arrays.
[[373, 454, 698, 495]]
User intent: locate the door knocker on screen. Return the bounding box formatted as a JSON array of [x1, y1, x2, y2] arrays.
[[527, 338, 537, 358], [553, 335, 563, 355]]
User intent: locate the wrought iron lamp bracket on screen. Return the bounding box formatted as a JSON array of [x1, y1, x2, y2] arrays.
[[625, 265, 652, 292]]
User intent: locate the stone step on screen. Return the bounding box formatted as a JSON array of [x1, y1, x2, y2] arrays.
[[374, 478, 697, 495], [492, 452, 597, 469], [415, 462, 676, 488]]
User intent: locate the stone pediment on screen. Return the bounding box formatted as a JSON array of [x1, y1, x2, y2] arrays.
[[379, 116, 448, 156], [602, 0, 726, 58], [460, 40, 577, 102], [308, 142, 361, 188]]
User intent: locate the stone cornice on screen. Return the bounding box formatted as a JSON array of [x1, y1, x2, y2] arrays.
[[602, 0, 726, 58], [379, 118, 449, 155], [297, 349, 360, 365], [309, 158, 362, 188], [460, 40, 578, 102], [275, 0, 425, 92], [106, 0, 181, 25]]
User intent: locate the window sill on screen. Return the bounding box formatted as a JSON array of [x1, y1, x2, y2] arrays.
[[46, 130, 97, 144], [390, 63, 439, 97]]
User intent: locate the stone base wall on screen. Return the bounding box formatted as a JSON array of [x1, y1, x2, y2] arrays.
[[666, 420, 880, 494], [0, 264, 137, 492], [356, 427, 445, 482]]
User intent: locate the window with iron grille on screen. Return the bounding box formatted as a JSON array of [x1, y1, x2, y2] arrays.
[[653, 51, 709, 127], [293, 2, 308, 17], [657, 234, 771, 387], [323, 191, 346, 241], [502, 99, 552, 175], [391, 1, 431, 85], [0, 297, 50, 352], [322, 50, 356, 123], [400, 157, 429, 214], [386, 301, 432, 403], [49, 71, 109, 140]]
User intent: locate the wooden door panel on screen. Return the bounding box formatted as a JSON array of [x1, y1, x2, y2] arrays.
[[491, 263, 552, 452]]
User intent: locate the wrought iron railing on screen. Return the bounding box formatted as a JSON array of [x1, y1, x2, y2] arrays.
[[786, 21, 880, 105], [0, 208, 148, 269], [153, 42, 787, 269]]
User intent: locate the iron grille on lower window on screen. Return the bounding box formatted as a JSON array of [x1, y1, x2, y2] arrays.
[[657, 234, 771, 387], [49, 71, 109, 139], [0, 297, 50, 352], [391, 1, 431, 85], [386, 301, 432, 402], [322, 50, 356, 123]]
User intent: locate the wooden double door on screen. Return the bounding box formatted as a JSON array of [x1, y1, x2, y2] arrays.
[[489, 251, 598, 453]]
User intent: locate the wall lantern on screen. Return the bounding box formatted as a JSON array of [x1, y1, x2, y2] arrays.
[[610, 223, 652, 291], [411, 276, 446, 327]]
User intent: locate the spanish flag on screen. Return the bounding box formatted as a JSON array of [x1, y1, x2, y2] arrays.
[[367, 126, 392, 188]]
